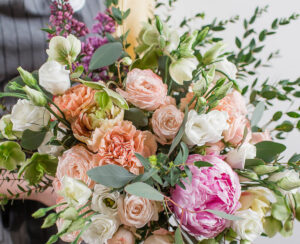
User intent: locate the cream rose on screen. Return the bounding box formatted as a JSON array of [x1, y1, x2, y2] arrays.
[[151, 105, 184, 145], [226, 143, 256, 169], [183, 110, 229, 146], [81, 214, 119, 244], [91, 184, 120, 216], [232, 209, 263, 242], [118, 195, 159, 228], [59, 176, 92, 207], [39, 60, 70, 95], [107, 227, 135, 244], [10, 99, 50, 132], [144, 234, 174, 244]]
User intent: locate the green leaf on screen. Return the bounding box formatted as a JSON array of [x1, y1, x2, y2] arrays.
[[175, 228, 184, 244], [255, 141, 286, 163], [194, 161, 213, 168], [251, 101, 265, 126], [288, 154, 300, 163], [125, 182, 164, 201], [87, 165, 137, 188], [89, 42, 123, 70], [124, 108, 148, 127], [168, 107, 188, 156], [70, 66, 84, 79], [79, 79, 106, 90], [245, 158, 265, 168], [275, 121, 294, 132], [263, 216, 282, 238], [135, 153, 151, 171], [271, 198, 291, 221], [21, 129, 47, 151], [287, 112, 300, 118], [0, 141, 26, 170], [94, 91, 111, 109], [205, 209, 242, 221], [273, 111, 283, 121], [235, 37, 241, 48], [103, 88, 129, 110]]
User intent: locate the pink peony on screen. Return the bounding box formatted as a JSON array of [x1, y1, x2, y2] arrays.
[[251, 131, 272, 144], [151, 105, 184, 145], [117, 69, 167, 111], [171, 154, 241, 238]]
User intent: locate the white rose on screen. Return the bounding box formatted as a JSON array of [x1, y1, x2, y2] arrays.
[[68, 0, 86, 12], [269, 169, 300, 194], [183, 110, 229, 146], [10, 99, 50, 132], [38, 130, 64, 156], [46, 34, 81, 64], [169, 57, 198, 85], [232, 209, 263, 242], [91, 184, 120, 216], [39, 61, 70, 95], [214, 58, 237, 82], [59, 176, 92, 207], [226, 143, 256, 169], [81, 214, 119, 244]]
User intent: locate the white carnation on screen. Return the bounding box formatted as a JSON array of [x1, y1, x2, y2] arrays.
[[10, 99, 50, 132], [183, 110, 229, 146]]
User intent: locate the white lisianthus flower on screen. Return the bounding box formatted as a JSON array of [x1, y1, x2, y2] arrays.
[[214, 58, 237, 82], [226, 143, 256, 169], [39, 61, 70, 95], [232, 209, 263, 242], [169, 57, 198, 85], [38, 130, 64, 156], [46, 34, 81, 65], [81, 214, 119, 244], [60, 176, 92, 207], [269, 169, 300, 194], [10, 99, 50, 132], [91, 184, 120, 215], [182, 110, 229, 146]]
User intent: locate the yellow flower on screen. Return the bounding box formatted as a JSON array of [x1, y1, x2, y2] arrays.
[[239, 187, 273, 219], [115, 0, 154, 59]]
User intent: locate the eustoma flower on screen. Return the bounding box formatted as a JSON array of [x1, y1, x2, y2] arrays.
[[171, 154, 241, 238]]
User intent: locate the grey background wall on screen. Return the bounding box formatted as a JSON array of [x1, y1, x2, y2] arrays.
[[158, 0, 300, 243]]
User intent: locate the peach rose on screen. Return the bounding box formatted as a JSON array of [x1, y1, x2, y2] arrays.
[[96, 121, 157, 175], [117, 69, 167, 111], [107, 227, 135, 244], [144, 234, 174, 244], [52, 84, 95, 121], [180, 92, 196, 111], [206, 141, 225, 155], [223, 115, 251, 146], [251, 131, 272, 144], [214, 90, 247, 119], [118, 195, 159, 228], [56, 145, 97, 189], [151, 105, 184, 145]]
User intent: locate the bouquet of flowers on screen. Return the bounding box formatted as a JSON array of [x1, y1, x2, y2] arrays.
[[1, 0, 300, 243]]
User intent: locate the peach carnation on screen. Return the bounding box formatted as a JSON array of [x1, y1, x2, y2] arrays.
[[117, 68, 167, 111], [151, 105, 184, 145], [95, 121, 157, 175], [56, 145, 97, 189], [52, 84, 95, 121]]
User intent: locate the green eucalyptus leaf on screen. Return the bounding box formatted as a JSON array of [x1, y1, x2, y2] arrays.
[[103, 88, 129, 110], [194, 161, 213, 168], [0, 141, 25, 170], [79, 79, 106, 90], [94, 91, 111, 109], [125, 182, 164, 201], [87, 165, 136, 188], [124, 108, 148, 127], [21, 129, 47, 151], [251, 101, 265, 126], [70, 66, 84, 79], [89, 42, 123, 70], [175, 228, 184, 244], [255, 141, 286, 163], [245, 158, 265, 168]]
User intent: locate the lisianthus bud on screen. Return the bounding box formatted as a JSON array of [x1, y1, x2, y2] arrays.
[[253, 165, 279, 175], [121, 57, 133, 66], [202, 41, 225, 65], [17, 67, 37, 87], [46, 34, 81, 65], [41, 213, 58, 228], [32, 208, 47, 218], [269, 169, 300, 193], [178, 30, 198, 58], [169, 57, 198, 85], [23, 86, 47, 106], [60, 207, 78, 221], [215, 81, 233, 99]]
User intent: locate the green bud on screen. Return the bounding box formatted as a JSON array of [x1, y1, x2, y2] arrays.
[[67, 218, 85, 233], [42, 213, 58, 228], [23, 86, 47, 106], [155, 15, 164, 35], [17, 67, 37, 87], [32, 208, 47, 218], [196, 27, 209, 44], [57, 219, 72, 234], [159, 35, 166, 48], [120, 57, 132, 66], [277, 176, 300, 191], [263, 216, 282, 238], [192, 78, 206, 96], [178, 30, 198, 58], [202, 41, 225, 65], [214, 81, 233, 99], [280, 216, 293, 237], [149, 155, 157, 167], [253, 165, 279, 175], [240, 170, 259, 180], [59, 207, 78, 221], [46, 235, 59, 244]]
